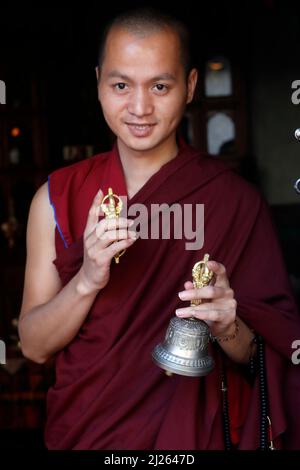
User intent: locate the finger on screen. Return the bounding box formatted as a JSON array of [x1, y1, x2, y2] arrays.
[[95, 217, 134, 239], [102, 228, 137, 242], [207, 260, 230, 288], [182, 302, 219, 312], [88, 229, 136, 256], [175, 306, 223, 322], [192, 309, 224, 322], [84, 189, 103, 238], [185, 297, 236, 312], [178, 285, 231, 301], [95, 237, 136, 264], [86, 217, 134, 248]]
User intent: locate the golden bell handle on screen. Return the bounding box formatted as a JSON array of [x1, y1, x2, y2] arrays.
[[191, 254, 214, 306]]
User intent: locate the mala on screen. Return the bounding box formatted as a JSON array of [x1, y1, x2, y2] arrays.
[[220, 335, 275, 450]]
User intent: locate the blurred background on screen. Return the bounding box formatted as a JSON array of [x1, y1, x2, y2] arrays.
[[0, 0, 299, 449]]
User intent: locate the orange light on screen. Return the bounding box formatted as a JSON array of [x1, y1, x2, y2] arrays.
[[11, 127, 21, 137], [208, 61, 224, 71]]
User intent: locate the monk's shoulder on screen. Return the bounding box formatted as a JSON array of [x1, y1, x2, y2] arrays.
[[223, 172, 264, 219], [198, 155, 263, 208], [48, 151, 110, 195], [49, 151, 109, 182], [219, 167, 260, 198]]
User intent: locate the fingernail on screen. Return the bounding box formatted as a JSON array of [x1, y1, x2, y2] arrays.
[[178, 291, 187, 300], [176, 310, 184, 316], [129, 220, 134, 226]]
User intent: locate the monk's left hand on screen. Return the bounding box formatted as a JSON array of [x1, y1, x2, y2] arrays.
[[176, 260, 237, 338]]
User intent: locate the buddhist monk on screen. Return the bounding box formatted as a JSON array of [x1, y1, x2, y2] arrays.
[[19, 7, 300, 450]]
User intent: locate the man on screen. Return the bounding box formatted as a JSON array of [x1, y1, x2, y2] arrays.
[[19, 8, 300, 449]]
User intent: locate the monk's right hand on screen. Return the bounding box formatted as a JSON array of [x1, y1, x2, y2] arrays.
[[78, 189, 137, 294]]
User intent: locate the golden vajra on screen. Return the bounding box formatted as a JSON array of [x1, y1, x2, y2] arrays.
[[191, 254, 214, 307], [101, 187, 125, 264]]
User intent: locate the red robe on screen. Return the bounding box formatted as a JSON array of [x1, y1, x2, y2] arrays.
[[45, 141, 300, 449]]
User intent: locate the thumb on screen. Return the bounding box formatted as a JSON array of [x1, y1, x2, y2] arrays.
[[184, 281, 194, 290], [207, 260, 229, 288]]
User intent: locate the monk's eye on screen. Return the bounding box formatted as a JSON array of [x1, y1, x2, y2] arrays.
[[153, 83, 169, 94], [113, 83, 128, 91]]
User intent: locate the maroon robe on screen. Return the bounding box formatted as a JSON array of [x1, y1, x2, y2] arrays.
[[45, 141, 300, 449]]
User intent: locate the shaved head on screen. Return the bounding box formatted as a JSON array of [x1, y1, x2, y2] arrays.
[[98, 7, 191, 77]]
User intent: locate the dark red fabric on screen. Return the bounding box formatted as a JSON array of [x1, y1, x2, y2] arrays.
[[45, 142, 300, 449]]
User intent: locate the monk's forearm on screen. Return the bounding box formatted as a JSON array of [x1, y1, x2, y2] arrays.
[[214, 316, 256, 364], [19, 269, 100, 364]]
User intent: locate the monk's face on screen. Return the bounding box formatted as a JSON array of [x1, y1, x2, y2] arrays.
[[97, 27, 197, 154]]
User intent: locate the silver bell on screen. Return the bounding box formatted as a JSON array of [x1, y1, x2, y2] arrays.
[[152, 254, 215, 377]]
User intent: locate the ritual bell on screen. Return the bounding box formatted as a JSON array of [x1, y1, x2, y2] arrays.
[[152, 254, 215, 377]]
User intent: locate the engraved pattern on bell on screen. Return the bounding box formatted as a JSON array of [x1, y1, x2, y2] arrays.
[[152, 343, 214, 377], [166, 318, 209, 351], [153, 344, 213, 368]]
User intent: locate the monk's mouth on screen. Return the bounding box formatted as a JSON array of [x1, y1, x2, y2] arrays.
[[125, 123, 156, 137]]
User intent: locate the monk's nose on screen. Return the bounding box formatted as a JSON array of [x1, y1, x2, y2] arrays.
[[127, 89, 154, 117]]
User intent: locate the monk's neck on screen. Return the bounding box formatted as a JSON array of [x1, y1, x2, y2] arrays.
[[117, 139, 178, 199]]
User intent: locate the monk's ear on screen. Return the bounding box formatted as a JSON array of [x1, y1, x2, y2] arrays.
[[95, 66, 102, 102], [95, 66, 100, 83], [186, 68, 198, 104]]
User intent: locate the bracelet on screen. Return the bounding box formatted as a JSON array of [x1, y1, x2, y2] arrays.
[[211, 319, 239, 343]]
